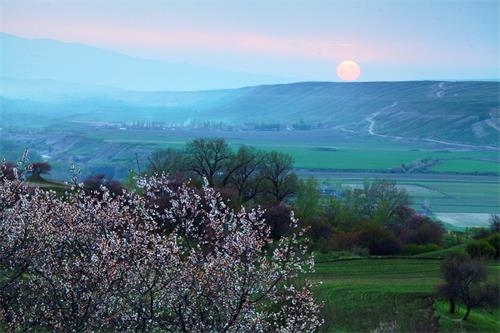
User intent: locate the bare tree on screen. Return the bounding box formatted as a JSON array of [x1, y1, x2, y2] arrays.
[[147, 148, 186, 176], [185, 138, 232, 186], [261, 151, 298, 203], [225, 146, 264, 204], [490, 214, 500, 233]]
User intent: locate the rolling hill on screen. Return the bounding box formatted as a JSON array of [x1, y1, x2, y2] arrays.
[[1, 79, 498, 147]]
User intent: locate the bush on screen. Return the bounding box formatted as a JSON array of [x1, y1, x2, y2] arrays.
[[261, 203, 294, 240], [395, 215, 445, 245], [485, 233, 500, 259], [358, 223, 401, 255], [330, 232, 360, 251], [466, 240, 496, 259], [303, 218, 335, 252], [400, 243, 441, 255]]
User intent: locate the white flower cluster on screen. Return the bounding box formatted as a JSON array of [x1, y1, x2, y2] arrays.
[[0, 165, 322, 332]]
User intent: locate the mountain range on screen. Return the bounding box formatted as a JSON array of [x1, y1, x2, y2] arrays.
[[0, 33, 294, 91]]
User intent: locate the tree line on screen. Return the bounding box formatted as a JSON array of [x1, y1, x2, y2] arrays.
[[13, 138, 452, 255], [138, 138, 298, 206]]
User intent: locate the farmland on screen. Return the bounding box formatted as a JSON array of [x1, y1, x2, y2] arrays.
[[2, 125, 498, 229], [310, 258, 500, 332]]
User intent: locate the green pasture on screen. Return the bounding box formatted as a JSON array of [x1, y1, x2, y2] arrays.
[[83, 129, 499, 174], [311, 258, 500, 332], [319, 178, 500, 222], [430, 159, 500, 173]]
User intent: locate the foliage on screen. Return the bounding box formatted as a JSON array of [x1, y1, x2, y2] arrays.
[[27, 162, 51, 180], [0, 164, 322, 332], [489, 214, 500, 233], [225, 146, 265, 205], [390, 212, 445, 246], [185, 138, 232, 186], [82, 174, 124, 197], [437, 253, 497, 320], [357, 223, 401, 255], [466, 240, 496, 259], [261, 203, 294, 240], [485, 233, 500, 259], [294, 177, 322, 221]]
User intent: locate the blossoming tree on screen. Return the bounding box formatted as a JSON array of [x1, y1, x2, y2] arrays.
[[0, 162, 322, 332]]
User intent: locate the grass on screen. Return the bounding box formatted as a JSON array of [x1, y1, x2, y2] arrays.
[[310, 258, 500, 332], [311, 258, 441, 332], [434, 300, 500, 332], [413, 244, 466, 258], [85, 129, 499, 174], [430, 159, 500, 174]]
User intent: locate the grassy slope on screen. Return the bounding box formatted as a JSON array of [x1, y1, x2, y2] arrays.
[[312, 259, 441, 332], [311, 258, 499, 332], [434, 300, 499, 332]]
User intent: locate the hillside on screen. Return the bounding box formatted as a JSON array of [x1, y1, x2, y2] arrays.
[[1, 79, 498, 147]]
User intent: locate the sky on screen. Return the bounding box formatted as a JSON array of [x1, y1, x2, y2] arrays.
[[0, 0, 498, 82]]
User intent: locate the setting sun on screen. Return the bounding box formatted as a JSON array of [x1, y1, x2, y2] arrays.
[[337, 60, 361, 81]]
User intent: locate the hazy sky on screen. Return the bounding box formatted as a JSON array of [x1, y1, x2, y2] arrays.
[[1, 0, 498, 81]]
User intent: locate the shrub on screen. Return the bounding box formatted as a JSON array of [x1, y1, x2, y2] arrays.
[[261, 203, 294, 240], [331, 232, 360, 251], [302, 218, 335, 252], [396, 215, 445, 245], [466, 240, 496, 259], [485, 233, 500, 259], [358, 223, 401, 255]]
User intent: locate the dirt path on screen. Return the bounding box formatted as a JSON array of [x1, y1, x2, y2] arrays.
[[365, 102, 402, 139], [436, 82, 446, 98]]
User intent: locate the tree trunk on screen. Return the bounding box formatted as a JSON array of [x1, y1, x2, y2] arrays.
[[448, 298, 456, 314], [463, 306, 471, 321]]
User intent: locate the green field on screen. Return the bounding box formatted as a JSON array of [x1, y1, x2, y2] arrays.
[[324, 179, 499, 212], [86, 129, 500, 173], [4, 126, 498, 227], [311, 258, 500, 332], [430, 159, 500, 174]]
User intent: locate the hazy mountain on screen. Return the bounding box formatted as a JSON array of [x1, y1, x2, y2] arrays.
[[0, 33, 294, 91]]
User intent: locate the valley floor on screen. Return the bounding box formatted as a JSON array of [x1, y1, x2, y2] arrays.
[[2, 125, 499, 228]]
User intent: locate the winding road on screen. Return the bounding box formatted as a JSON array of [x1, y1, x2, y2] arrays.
[[365, 102, 402, 139], [436, 82, 446, 97]]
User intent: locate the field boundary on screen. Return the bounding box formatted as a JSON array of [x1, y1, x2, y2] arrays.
[[315, 255, 443, 264]]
